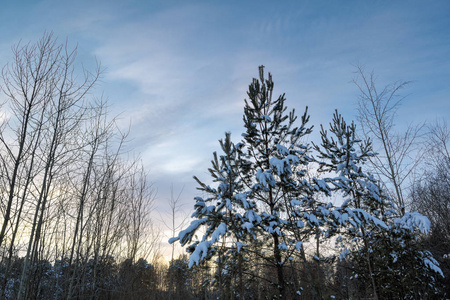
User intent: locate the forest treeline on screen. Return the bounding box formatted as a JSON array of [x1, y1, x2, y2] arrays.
[[0, 34, 448, 299]]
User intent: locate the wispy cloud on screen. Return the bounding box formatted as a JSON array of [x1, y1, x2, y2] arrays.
[[1, 0, 448, 230]]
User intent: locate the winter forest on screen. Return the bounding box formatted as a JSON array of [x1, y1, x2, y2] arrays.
[[0, 34, 449, 300]]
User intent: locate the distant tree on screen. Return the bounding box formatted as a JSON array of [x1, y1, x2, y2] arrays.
[[161, 184, 188, 265], [411, 120, 450, 297], [412, 120, 450, 236], [167, 255, 193, 300], [125, 165, 156, 262]]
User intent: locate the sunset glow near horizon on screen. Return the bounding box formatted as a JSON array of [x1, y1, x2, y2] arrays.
[[1, 0, 449, 260]]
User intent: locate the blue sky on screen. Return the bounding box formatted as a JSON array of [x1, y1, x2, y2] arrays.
[[1, 1, 449, 248]]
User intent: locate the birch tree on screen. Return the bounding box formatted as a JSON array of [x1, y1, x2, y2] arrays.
[[354, 66, 423, 215]]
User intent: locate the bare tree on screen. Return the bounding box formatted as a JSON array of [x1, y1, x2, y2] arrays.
[[427, 119, 450, 165], [65, 98, 115, 300], [8, 33, 101, 300], [354, 66, 424, 214], [125, 163, 156, 262], [0, 33, 164, 299], [409, 119, 450, 296], [412, 119, 450, 240], [0, 33, 56, 250], [162, 184, 188, 263]]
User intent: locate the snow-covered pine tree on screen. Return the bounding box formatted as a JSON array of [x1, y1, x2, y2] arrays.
[[314, 110, 443, 299], [169, 132, 256, 297], [169, 132, 247, 268], [314, 110, 391, 299], [171, 66, 332, 299], [369, 212, 444, 299], [234, 66, 332, 298]]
